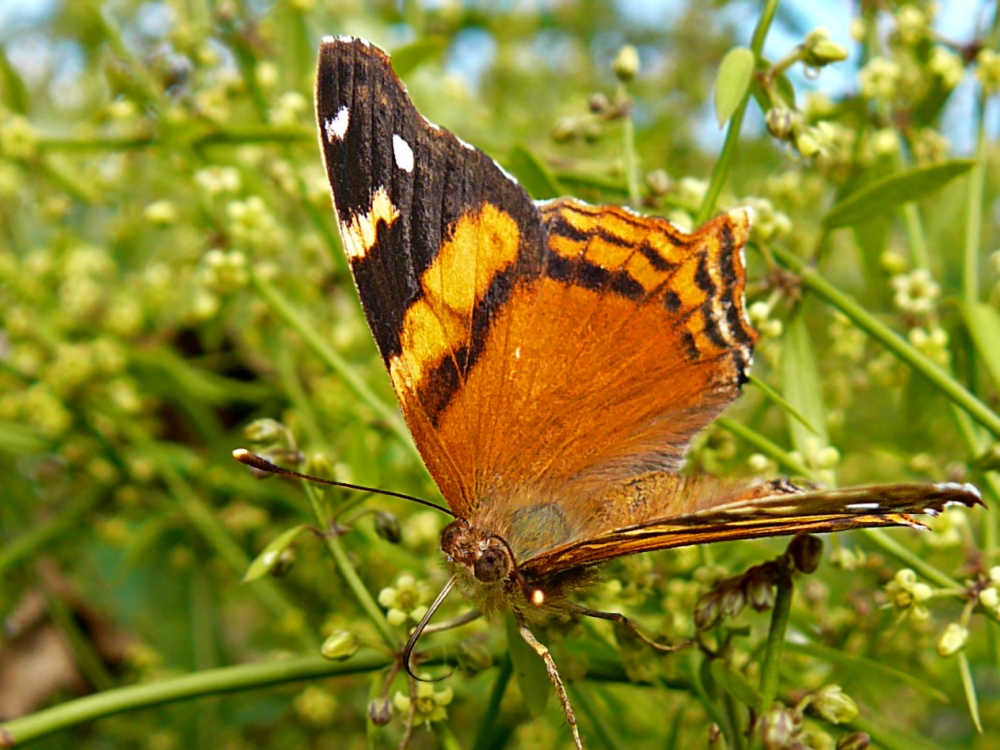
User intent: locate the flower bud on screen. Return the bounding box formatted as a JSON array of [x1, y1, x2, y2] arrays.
[[321, 629, 359, 661], [243, 418, 287, 444], [802, 28, 849, 67], [694, 590, 723, 630], [646, 169, 671, 196], [368, 696, 392, 726], [552, 117, 577, 143], [759, 704, 801, 750], [809, 685, 859, 724], [837, 731, 871, 750], [789, 533, 823, 573], [613, 45, 640, 82], [588, 93, 610, 113], [374, 511, 401, 544], [766, 107, 795, 139], [720, 581, 747, 619], [745, 566, 777, 611], [936, 622, 968, 657]]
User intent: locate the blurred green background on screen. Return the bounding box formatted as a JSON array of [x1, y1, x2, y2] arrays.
[[1, 1, 999, 748]]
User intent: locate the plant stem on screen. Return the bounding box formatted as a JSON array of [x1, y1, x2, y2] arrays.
[[769, 244, 1000, 439], [0, 652, 395, 747], [619, 83, 640, 206], [715, 417, 815, 479], [964, 94, 987, 307], [472, 654, 512, 750], [756, 566, 793, 715], [302, 484, 401, 650], [695, 0, 779, 224], [860, 528, 960, 589], [0, 491, 102, 577], [249, 268, 417, 457]]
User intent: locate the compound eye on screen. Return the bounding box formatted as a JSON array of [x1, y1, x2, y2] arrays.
[[439, 520, 466, 555], [473, 544, 511, 583]]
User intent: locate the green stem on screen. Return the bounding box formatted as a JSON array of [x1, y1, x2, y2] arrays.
[[0, 491, 102, 577], [0, 652, 395, 747], [123, 423, 316, 651], [695, 0, 779, 224], [249, 269, 416, 457], [957, 651, 983, 734], [963, 93, 987, 308], [0, 647, 654, 748], [715, 416, 815, 479], [769, 244, 1000, 439], [756, 566, 793, 714], [619, 84, 640, 206], [860, 528, 960, 589], [303, 483, 400, 650], [472, 654, 512, 750]]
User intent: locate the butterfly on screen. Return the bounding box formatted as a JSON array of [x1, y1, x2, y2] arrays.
[[309, 35, 981, 747]]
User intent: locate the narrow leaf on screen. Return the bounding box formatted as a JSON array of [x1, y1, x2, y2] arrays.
[[963, 301, 1000, 391], [748, 373, 819, 436], [781, 311, 829, 454], [390, 37, 449, 78], [505, 615, 550, 716], [823, 160, 975, 229], [958, 652, 983, 733], [243, 525, 309, 582], [714, 47, 755, 127], [507, 144, 563, 199], [785, 642, 949, 703], [710, 659, 760, 707]]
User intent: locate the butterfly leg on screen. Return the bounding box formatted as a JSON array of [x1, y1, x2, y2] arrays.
[[565, 602, 691, 653], [517, 618, 584, 750]]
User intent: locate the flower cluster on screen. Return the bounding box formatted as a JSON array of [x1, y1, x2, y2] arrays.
[[377, 574, 434, 627], [884, 568, 933, 622]]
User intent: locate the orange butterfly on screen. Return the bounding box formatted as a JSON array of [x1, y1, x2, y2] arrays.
[[300, 36, 982, 748]]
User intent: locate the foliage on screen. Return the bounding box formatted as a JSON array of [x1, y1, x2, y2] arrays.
[[1, 1, 999, 749]]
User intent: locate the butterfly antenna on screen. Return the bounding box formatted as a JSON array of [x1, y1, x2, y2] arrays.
[[232, 449, 454, 517], [402, 575, 457, 682]]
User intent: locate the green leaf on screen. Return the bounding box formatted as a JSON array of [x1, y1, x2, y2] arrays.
[[963, 301, 1000, 391], [714, 47, 755, 127], [390, 37, 449, 78], [505, 615, 550, 716], [780, 311, 829, 454], [958, 652, 983, 734], [243, 525, 309, 582], [822, 160, 975, 229], [784, 641, 949, 703], [747, 373, 819, 436], [0, 46, 29, 114], [507, 144, 562, 200], [710, 659, 760, 707]]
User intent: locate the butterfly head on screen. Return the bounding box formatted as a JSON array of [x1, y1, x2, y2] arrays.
[[440, 518, 517, 585]]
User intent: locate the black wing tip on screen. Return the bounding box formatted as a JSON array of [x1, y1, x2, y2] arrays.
[[935, 481, 985, 509]]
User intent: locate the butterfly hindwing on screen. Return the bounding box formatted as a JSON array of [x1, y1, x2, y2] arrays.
[[522, 478, 982, 577]]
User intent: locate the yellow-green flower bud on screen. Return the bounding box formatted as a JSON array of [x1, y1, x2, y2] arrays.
[[766, 107, 795, 139], [936, 622, 969, 657], [368, 696, 392, 726], [802, 28, 848, 67], [809, 685, 859, 724], [321, 629, 359, 661], [613, 45, 640, 82], [759, 704, 801, 750]]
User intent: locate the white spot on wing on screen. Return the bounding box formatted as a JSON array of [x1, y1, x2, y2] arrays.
[[392, 134, 414, 172], [492, 158, 519, 186], [456, 135, 476, 151], [421, 115, 440, 131], [325, 106, 350, 142], [845, 502, 880, 511], [336, 35, 354, 43], [322, 35, 335, 43]]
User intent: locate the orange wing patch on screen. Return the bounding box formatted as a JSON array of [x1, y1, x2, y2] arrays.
[[389, 202, 521, 396]]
